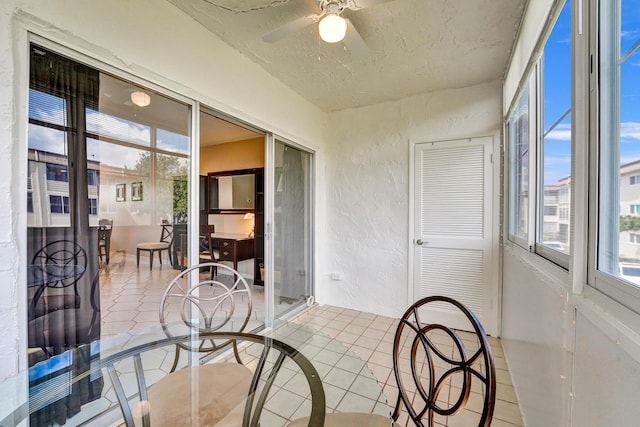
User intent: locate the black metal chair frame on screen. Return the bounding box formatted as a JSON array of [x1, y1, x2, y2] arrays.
[[159, 262, 253, 372], [136, 224, 173, 270], [28, 240, 88, 321], [9, 333, 326, 427], [390, 295, 496, 427], [98, 219, 113, 265]]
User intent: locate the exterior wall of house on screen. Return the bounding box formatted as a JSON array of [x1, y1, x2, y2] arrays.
[[320, 81, 502, 318], [0, 0, 326, 380]]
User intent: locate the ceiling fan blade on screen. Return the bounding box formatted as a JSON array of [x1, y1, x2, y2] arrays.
[[262, 15, 319, 43], [346, 0, 396, 10], [343, 19, 369, 58]]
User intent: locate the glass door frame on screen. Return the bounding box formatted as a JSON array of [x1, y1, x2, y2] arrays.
[[264, 134, 316, 328]]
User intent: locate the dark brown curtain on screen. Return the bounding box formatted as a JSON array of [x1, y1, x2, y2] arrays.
[[28, 44, 103, 426]]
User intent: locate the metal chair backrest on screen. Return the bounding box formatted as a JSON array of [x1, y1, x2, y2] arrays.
[[159, 262, 252, 371], [390, 296, 496, 427], [30, 240, 87, 290], [159, 224, 173, 244], [98, 218, 113, 229], [101, 333, 325, 427]]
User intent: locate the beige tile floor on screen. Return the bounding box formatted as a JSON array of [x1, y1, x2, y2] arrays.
[[94, 252, 524, 426], [287, 305, 524, 427]]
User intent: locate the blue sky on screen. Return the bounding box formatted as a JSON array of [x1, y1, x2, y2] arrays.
[[544, 0, 640, 184]]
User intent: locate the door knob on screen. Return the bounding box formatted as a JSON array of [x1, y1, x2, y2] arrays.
[[416, 239, 424, 246]]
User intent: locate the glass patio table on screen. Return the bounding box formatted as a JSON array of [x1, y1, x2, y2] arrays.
[[0, 322, 390, 426]]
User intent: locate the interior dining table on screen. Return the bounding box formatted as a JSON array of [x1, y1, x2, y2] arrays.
[[0, 320, 391, 426]]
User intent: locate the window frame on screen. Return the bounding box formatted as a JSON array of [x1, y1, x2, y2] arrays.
[[506, 0, 571, 269], [507, 76, 535, 250], [588, 0, 640, 313]]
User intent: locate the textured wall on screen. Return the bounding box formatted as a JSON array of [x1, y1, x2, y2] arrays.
[[319, 81, 502, 318], [502, 246, 571, 426], [572, 310, 640, 425], [502, 244, 640, 426]]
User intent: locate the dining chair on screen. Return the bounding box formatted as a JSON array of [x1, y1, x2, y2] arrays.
[[28, 274, 101, 356], [288, 295, 496, 427], [28, 240, 88, 321], [95, 332, 326, 427], [121, 263, 255, 426], [177, 225, 219, 277], [136, 224, 173, 270], [98, 218, 113, 265], [198, 225, 219, 278]]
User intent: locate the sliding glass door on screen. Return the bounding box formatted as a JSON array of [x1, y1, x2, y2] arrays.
[[27, 42, 192, 425], [272, 138, 314, 319]]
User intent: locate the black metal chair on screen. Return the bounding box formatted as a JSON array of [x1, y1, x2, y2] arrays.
[[198, 225, 219, 278], [98, 219, 113, 265], [136, 224, 173, 270], [159, 262, 253, 371], [28, 274, 101, 356], [288, 295, 496, 427], [28, 240, 87, 321], [105, 263, 271, 426], [99, 332, 325, 427]]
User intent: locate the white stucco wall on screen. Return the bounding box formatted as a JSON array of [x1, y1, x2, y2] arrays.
[[0, 0, 327, 379], [502, 244, 640, 426], [318, 81, 503, 318]]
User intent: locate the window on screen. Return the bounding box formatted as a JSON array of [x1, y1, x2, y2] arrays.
[[46, 164, 69, 182], [49, 195, 70, 214], [507, 0, 571, 266], [88, 198, 98, 215], [539, 0, 571, 257], [594, 0, 640, 307], [508, 85, 530, 245], [87, 169, 98, 186]]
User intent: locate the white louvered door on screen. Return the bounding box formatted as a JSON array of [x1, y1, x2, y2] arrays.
[[413, 137, 496, 334]]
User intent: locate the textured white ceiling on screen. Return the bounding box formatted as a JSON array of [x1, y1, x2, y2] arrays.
[[168, 0, 526, 111]]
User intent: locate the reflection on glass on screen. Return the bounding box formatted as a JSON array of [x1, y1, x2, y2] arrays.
[[29, 89, 66, 126], [209, 174, 256, 211], [273, 142, 312, 318], [86, 109, 151, 146], [509, 86, 529, 242], [25, 46, 193, 422], [157, 128, 189, 155], [599, 0, 640, 286]]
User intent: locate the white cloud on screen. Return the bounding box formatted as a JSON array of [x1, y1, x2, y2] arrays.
[[86, 110, 150, 146], [621, 122, 640, 140], [545, 123, 572, 141]]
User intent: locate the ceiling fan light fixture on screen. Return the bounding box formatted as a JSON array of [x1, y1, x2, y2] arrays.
[[130, 91, 151, 107], [319, 14, 347, 43]]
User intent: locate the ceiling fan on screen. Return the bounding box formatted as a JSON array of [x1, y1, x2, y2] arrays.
[[262, 0, 395, 56]]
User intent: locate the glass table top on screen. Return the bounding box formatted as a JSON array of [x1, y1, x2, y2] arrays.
[[2, 321, 390, 426]]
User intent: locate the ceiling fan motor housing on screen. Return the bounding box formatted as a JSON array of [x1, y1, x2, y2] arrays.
[[318, 0, 345, 15]]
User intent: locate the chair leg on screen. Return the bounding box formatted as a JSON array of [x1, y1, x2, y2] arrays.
[[136, 249, 141, 268], [158, 249, 162, 266], [170, 345, 181, 373], [149, 250, 153, 271]]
